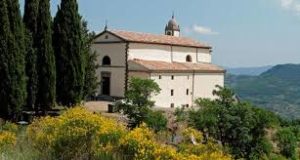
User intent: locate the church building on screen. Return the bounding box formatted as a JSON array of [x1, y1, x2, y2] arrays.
[[91, 15, 225, 108]]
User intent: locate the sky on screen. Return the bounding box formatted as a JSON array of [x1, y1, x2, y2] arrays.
[[19, 0, 300, 67]]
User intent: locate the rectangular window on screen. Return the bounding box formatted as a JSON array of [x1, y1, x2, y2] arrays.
[[171, 103, 174, 108], [171, 75, 174, 80], [186, 104, 189, 108], [171, 89, 174, 96], [159, 75, 162, 79], [186, 89, 189, 95]]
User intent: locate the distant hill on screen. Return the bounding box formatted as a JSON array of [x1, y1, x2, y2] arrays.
[[226, 66, 273, 76], [226, 64, 300, 119]]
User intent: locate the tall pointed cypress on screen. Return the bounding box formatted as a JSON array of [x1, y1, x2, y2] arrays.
[[0, 0, 13, 119], [23, 0, 39, 110], [36, 0, 56, 111], [23, 0, 39, 37], [81, 20, 99, 100], [53, 0, 85, 106], [6, 0, 27, 119], [0, 0, 26, 120]]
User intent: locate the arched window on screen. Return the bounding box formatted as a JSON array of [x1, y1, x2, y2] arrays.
[[102, 56, 111, 65], [186, 55, 192, 62]]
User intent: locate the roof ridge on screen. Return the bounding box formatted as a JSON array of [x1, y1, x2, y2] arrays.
[[109, 29, 200, 40], [104, 29, 211, 48]]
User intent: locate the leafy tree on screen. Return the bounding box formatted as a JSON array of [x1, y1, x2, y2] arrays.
[[276, 127, 298, 160], [53, 0, 85, 106], [144, 110, 167, 133], [81, 20, 99, 100], [189, 86, 277, 159], [36, 0, 56, 112], [0, 0, 26, 120], [23, 0, 39, 110], [117, 78, 161, 128]]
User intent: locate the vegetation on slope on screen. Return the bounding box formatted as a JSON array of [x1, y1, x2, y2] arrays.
[[226, 64, 300, 119]]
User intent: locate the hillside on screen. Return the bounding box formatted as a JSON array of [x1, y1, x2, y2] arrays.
[[226, 64, 300, 119], [226, 65, 273, 76]]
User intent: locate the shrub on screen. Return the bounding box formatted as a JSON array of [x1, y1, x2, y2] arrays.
[[119, 124, 231, 160], [119, 123, 157, 159], [275, 127, 298, 160], [0, 122, 18, 133], [178, 128, 231, 160], [0, 131, 16, 151], [27, 107, 126, 159], [144, 110, 167, 133], [0, 122, 18, 152]]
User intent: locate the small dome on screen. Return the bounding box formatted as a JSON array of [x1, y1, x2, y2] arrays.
[[166, 16, 180, 31]]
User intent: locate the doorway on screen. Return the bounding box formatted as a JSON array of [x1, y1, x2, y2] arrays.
[[101, 72, 111, 96]]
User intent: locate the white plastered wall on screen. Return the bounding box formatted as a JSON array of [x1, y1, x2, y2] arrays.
[[128, 43, 172, 62], [193, 73, 224, 100], [150, 73, 193, 108], [197, 48, 211, 63], [91, 42, 127, 97], [172, 46, 197, 63]]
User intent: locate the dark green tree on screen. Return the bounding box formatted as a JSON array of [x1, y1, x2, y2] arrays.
[[24, 30, 38, 111], [189, 86, 278, 159], [23, 0, 39, 110], [53, 0, 85, 106], [81, 20, 99, 100], [0, 0, 13, 119], [116, 77, 161, 129], [36, 0, 56, 112], [23, 0, 39, 37], [0, 0, 27, 120], [144, 110, 167, 133]]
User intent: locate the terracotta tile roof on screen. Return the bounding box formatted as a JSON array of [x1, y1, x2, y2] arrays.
[[106, 29, 211, 48], [128, 59, 225, 73]]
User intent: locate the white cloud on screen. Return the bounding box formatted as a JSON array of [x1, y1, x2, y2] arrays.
[[191, 25, 219, 35], [280, 0, 300, 14], [281, 0, 294, 8]]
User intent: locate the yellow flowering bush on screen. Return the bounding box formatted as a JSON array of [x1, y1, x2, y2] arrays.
[[0, 131, 16, 151], [181, 127, 204, 143], [119, 123, 157, 160], [27, 107, 126, 159], [0, 122, 18, 152], [119, 125, 232, 160], [27, 116, 60, 153], [178, 128, 231, 160], [1, 122, 18, 133], [26, 108, 231, 160]]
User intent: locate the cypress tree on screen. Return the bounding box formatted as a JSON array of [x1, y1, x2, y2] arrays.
[[6, 0, 27, 119], [0, 0, 26, 120], [36, 0, 56, 112], [0, 0, 12, 119], [23, 0, 39, 37], [23, 0, 39, 110], [81, 20, 99, 100], [53, 0, 85, 106]]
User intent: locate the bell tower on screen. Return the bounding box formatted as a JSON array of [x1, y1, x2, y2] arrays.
[[165, 13, 180, 37]]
